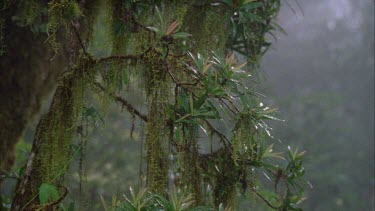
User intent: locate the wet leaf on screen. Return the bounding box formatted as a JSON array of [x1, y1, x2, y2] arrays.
[[39, 183, 59, 204]]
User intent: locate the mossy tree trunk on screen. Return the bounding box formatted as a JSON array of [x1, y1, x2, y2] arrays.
[[145, 52, 171, 194], [11, 66, 87, 210], [1, 1, 100, 209], [0, 2, 68, 177]]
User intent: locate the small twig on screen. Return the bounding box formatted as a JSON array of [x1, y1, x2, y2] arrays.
[[166, 64, 180, 85], [46, 186, 69, 209], [94, 83, 148, 122], [29, 186, 69, 210], [0, 169, 19, 180], [130, 16, 157, 35], [130, 112, 136, 139], [96, 47, 151, 64], [284, 0, 297, 15], [203, 119, 230, 147], [181, 63, 202, 79], [251, 186, 279, 210], [226, 97, 240, 112], [95, 54, 142, 64], [166, 63, 200, 87], [171, 52, 188, 58], [114, 96, 148, 122], [218, 98, 238, 116]]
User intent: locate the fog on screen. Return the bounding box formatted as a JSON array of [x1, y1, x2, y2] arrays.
[[261, 0, 374, 210]]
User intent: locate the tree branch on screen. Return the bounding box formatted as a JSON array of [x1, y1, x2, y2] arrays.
[[114, 96, 148, 122], [95, 47, 151, 64], [203, 119, 231, 147], [251, 186, 279, 210], [30, 186, 69, 210], [94, 83, 148, 122], [46, 186, 69, 209], [218, 98, 238, 116], [95, 54, 143, 64]]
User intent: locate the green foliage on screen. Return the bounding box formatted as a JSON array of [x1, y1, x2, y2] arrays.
[[63, 2, 81, 20], [121, 187, 154, 210], [47, 0, 82, 56], [38, 183, 59, 204], [100, 188, 209, 211], [60, 202, 76, 211], [83, 106, 104, 127]]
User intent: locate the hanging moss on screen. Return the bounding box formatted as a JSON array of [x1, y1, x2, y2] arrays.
[[144, 50, 171, 194], [146, 92, 168, 194], [176, 125, 203, 205], [182, 6, 228, 56], [232, 112, 259, 165], [200, 147, 239, 209], [10, 0, 47, 33], [11, 59, 95, 209], [47, 0, 79, 56], [107, 0, 132, 54]]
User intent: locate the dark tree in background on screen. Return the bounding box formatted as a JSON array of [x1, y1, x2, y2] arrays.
[[0, 0, 308, 210]]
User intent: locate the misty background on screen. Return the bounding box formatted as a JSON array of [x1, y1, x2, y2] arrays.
[[2, 0, 374, 210], [261, 0, 374, 210]]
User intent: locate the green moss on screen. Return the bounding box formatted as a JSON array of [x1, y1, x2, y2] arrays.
[[200, 148, 239, 209], [63, 2, 81, 20], [144, 50, 171, 194], [177, 125, 203, 205], [46, 0, 97, 57], [11, 0, 47, 32], [36, 64, 89, 184], [182, 7, 228, 56], [11, 59, 95, 208], [232, 112, 259, 165]]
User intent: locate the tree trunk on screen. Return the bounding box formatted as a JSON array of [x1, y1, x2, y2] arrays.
[[11, 64, 88, 210], [0, 2, 68, 176]]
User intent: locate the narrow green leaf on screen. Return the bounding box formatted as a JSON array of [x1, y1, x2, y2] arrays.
[[244, 12, 263, 22], [171, 32, 192, 39], [145, 26, 158, 32], [241, 2, 262, 10], [193, 92, 208, 110]]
